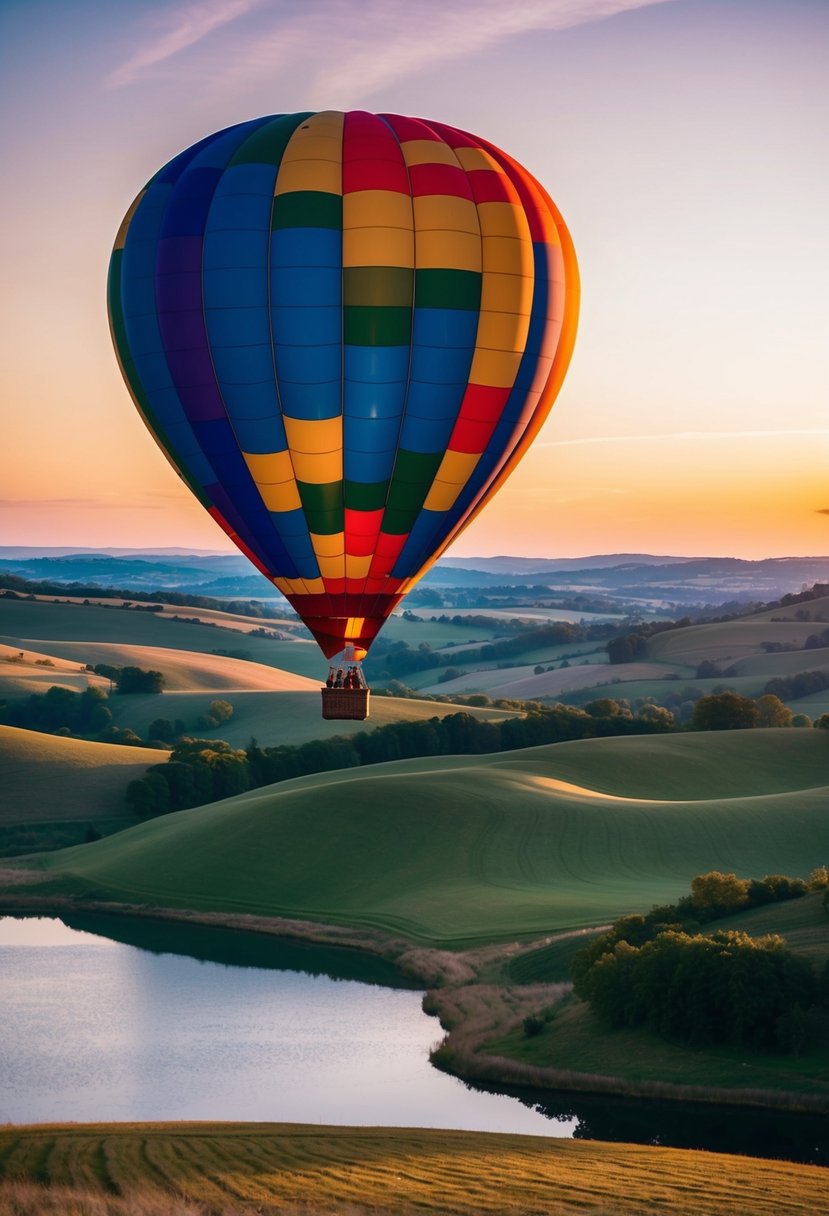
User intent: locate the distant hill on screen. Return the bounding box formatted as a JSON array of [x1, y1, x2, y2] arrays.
[[26, 730, 829, 946], [5, 548, 829, 604], [440, 554, 692, 573]]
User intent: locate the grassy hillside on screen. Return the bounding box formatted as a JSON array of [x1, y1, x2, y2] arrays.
[[0, 598, 325, 678], [107, 688, 517, 748], [715, 890, 829, 966], [422, 660, 678, 699], [0, 725, 167, 854], [508, 885, 829, 986], [0, 597, 508, 681], [0, 642, 110, 697], [488, 990, 829, 1104], [1, 1122, 822, 1216], [731, 647, 829, 677], [647, 618, 822, 666], [0, 726, 167, 825], [19, 730, 829, 947], [5, 639, 320, 693]]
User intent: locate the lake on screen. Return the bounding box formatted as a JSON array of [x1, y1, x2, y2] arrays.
[[1, 914, 825, 1164]]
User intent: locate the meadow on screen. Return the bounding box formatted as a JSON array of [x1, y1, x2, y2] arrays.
[[11, 730, 827, 947], [0, 725, 166, 854], [0, 1122, 824, 1216]]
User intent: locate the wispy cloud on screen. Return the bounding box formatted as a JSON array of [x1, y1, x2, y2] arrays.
[[107, 0, 267, 88], [107, 0, 674, 96], [540, 429, 829, 448]]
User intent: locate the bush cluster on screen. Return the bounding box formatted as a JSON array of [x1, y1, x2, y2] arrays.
[[91, 664, 164, 694], [0, 685, 115, 737], [572, 870, 828, 1054]]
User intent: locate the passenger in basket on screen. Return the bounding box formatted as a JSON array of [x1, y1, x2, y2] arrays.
[[326, 668, 335, 688], [334, 668, 344, 688]]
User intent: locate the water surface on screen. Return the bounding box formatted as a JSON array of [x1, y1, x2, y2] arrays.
[[1, 914, 825, 1165], [0, 915, 566, 1134]]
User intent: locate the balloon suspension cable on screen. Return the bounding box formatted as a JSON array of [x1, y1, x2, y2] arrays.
[[324, 644, 368, 691]]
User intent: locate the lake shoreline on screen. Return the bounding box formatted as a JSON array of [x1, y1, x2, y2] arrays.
[[3, 884, 828, 1119]]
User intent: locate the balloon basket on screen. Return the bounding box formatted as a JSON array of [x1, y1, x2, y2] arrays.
[[321, 687, 371, 720]]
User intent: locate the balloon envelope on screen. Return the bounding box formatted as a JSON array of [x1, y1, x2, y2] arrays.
[[108, 111, 578, 657]]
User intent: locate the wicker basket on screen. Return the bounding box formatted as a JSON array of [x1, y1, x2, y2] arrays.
[[321, 687, 371, 720]]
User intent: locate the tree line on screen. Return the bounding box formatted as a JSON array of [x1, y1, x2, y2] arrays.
[[124, 705, 676, 818], [0, 574, 296, 623], [570, 870, 829, 1055], [369, 621, 621, 681], [0, 676, 234, 747]]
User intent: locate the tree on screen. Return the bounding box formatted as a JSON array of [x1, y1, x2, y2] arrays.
[[607, 634, 647, 664], [755, 694, 793, 728], [815, 714, 829, 730], [692, 691, 759, 731], [148, 717, 175, 742], [792, 713, 813, 728], [585, 698, 628, 719], [808, 865, 829, 890], [690, 870, 749, 916], [637, 704, 675, 728], [116, 666, 164, 694]]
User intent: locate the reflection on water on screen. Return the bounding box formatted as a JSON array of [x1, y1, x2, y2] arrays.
[[0, 915, 566, 1136], [60, 911, 419, 988], [464, 1079, 829, 1167], [1, 915, 825, 1165]]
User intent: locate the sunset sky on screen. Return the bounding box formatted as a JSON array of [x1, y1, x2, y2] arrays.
[[1, 0, 827, 559]]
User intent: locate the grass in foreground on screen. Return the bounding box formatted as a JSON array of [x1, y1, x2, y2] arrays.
[[11, 730, 829, 946], [0, 1122, 825, 1216]]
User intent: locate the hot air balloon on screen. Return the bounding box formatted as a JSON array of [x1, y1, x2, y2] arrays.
[[108, 111, 579, 719]]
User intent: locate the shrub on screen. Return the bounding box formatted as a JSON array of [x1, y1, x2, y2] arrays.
[[522, 1014, 545, 1038]]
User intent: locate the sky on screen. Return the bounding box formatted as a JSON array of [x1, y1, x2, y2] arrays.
[[1, 0, 827, 559]]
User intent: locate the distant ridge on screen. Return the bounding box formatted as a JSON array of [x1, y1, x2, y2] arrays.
[[439, 554, 694, 573]]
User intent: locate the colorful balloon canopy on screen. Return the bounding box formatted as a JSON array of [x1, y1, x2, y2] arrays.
[[108, 111, 579, 658]]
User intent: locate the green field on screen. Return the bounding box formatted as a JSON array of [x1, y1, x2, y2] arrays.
[[731, 647, 829, 677], [0, 598, 326, 678], [0, 1122, 822, 1216], [0, 726, 166, 825], [106, 687, 517, 748], [489, 991, 829, 1101], [421, 659, 680, 700], [714, 890, 829, 965], [0, 598, 508, 682], [13, 730, 827, 947], [647, 618, 824, 666], [0, 725, 167, 854]]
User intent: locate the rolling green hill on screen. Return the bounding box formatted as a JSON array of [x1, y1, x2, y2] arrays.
[[3, 639, 320, 692], [106, 687, 517, 748], [0, 726, 167, 824], [0, 597, 325, 678], [646, 618, 822, 667], [0, 597, 507, 681], [715, 890, 829, 966], [0, 725, 168, 854], [20, 730, 829, 947]]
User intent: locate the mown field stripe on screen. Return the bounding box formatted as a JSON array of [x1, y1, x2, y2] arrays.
[[0, 1124, 826, 1215]]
